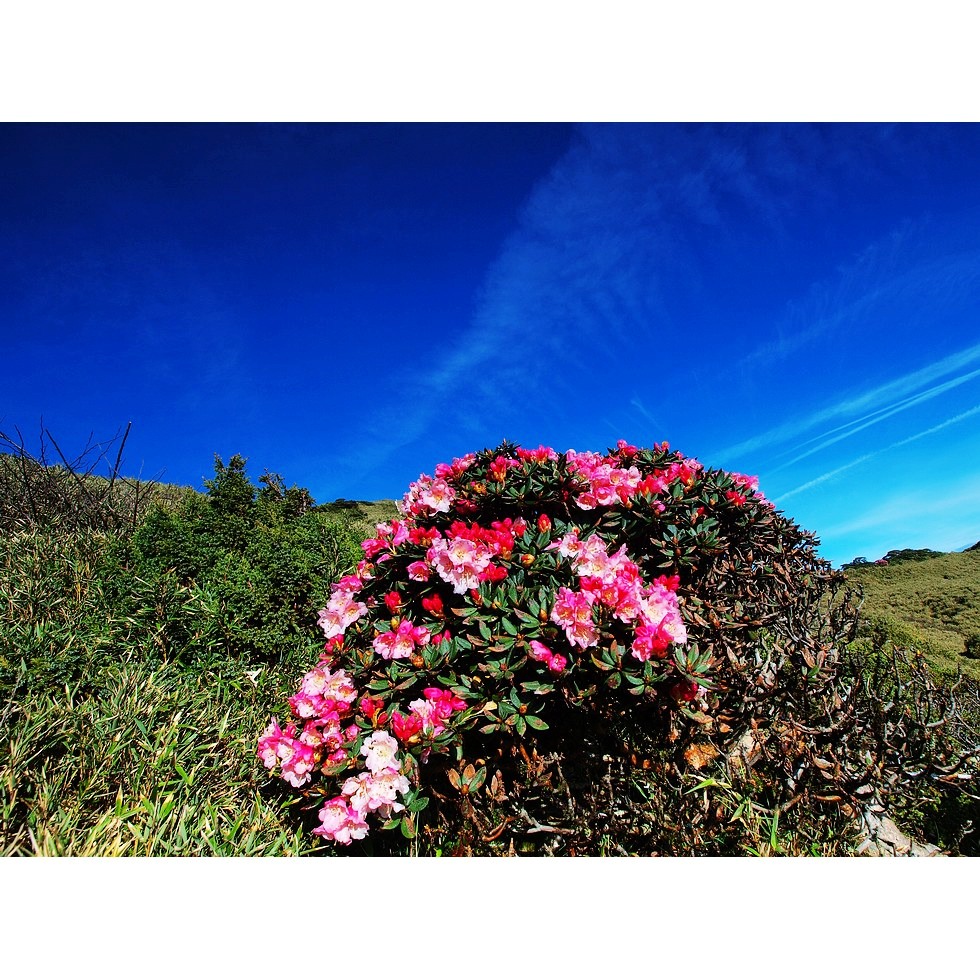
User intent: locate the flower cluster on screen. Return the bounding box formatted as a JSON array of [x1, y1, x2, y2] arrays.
[[260, 439, 774, 847], [259, 659, 467, 842], [316, 575, 368, 640], [257, 666, 360, 788], [426, 518, 522, 593], [725, 472, 771, 508], [549, 529, 687, 663]]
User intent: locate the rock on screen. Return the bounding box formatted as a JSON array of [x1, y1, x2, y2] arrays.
[[856, 806, 945, 856]]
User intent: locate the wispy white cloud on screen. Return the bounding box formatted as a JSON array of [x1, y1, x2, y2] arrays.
[[770, 364, 980, 471], [326, 124, 980, 519], [774, 402, 980, 503], [721, 338, 980, 461], [629, 396, 665, 432]]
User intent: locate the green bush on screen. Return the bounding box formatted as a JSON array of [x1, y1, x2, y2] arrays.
[[122, 455, 363, 665], [0, 451, 369, 855], [258, 440, 978, 855]]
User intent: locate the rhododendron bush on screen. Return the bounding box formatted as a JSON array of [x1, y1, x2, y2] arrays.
[[258, 439, 873, 855]]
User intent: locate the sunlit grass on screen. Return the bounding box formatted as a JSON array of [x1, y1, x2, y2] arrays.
[[846, 548, 980, 681], [1, 652, 325, 856]]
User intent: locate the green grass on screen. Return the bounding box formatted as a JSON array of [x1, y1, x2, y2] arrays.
[[845, 548, 980, 681], [1, 651, 323, 855], [0, 464, 403, 856]]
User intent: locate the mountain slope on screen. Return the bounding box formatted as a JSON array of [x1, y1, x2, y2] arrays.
[[845, 547, 980, 679]]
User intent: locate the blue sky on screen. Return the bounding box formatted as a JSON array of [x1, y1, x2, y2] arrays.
[[4, 122, 980, 567]]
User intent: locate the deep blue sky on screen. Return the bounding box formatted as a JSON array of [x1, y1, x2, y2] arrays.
[[4, 122, 980, 567]]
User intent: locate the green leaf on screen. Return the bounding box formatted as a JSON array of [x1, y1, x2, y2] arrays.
[[467, 766, 487, 793], [400, 814, 417, 838], [525, 715, 549, 730]]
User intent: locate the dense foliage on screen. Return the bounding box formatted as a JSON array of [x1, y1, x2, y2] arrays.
[[0, 448, 367, 854], [258, 440, 980, 855], [4, 429, 979, 856]]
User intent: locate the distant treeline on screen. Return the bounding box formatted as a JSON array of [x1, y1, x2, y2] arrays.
[[843, 546, 979, 570]]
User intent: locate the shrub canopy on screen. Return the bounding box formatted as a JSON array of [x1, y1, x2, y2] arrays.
[[260, 439, 946, 854]]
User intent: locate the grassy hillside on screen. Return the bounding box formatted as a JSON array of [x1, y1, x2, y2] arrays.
[[318, 497, 400, 529], [0, 451, 395, 855], [3, 439, 979, 855], [845, 547, 980, 680]]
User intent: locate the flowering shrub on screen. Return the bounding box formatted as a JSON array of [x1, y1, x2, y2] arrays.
[[261, 439, 980, 857], [258, 438, 819, 850]]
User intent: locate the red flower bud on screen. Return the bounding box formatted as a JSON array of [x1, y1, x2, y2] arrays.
[[422, 594, 444, 617]]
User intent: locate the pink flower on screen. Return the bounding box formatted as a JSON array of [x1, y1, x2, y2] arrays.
[[631, 618, 674, 662], [405, 687, 466, 736], [279, 740, 316, 788], [550, 587, 599, 649], [313, 797, 370, 844], [407, 561, 431, 582], [423, 478, 455, 512], [373, 619, 430, 660], [360, 535, 388, 559], [342, 770, 410, 815], [256, 717, 290, 769], [299, 714, 344, 752], [549, 529, 582, 559], [529, 640, 568, 674], [391, 710, 423, 742], [360, 730, 401, 773], [422, 687, 466, 713], [529, 640, 554, 664], [427, 536, 492, 593], [333, 575, 364, 596], [516, 445, 558, 463], [490, 455, 518, 482], [316, 592, 368, 640]]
